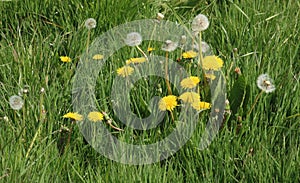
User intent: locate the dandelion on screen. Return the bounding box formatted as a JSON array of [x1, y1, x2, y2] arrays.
[[92, 54, 104, 60], [202, 55, 224, 70], [117, 66, 134, 77], [158, 95, 178, 111], [193, 41, 211, 54], [191, 101, 211, 111], [182, 50, 198, 59], [126, 57, 146, 64], [147, 47, 155, 53], [60, 56, 72, 63], [157, 12, 164, 21], [63, 112, 83, 121], [88, 111, 104, 122], [204, 73, 216, 80], [179, 92, 200, 103], [180, 35, 187, 45], [257, 74, 276, 93], [125, 32, 142, 47], [192, 14, 209, 33], [180, 76, 200, 89], [161, 40, 178, 52], [85, 18, 96, 29], [9, 95, 24, 110]]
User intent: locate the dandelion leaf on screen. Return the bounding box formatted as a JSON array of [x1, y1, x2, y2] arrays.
[[229, 75, 250, 117]]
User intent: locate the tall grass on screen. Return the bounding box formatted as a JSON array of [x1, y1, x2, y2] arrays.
[[0, 0, 299, 182]]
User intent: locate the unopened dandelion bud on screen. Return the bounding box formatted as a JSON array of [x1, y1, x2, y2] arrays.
[[157, 13, 164, 21]]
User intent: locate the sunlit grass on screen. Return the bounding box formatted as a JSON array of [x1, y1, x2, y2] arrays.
[[0, 0, 299, 182]]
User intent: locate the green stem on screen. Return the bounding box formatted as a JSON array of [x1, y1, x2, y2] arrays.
[[247, 90, 264, 116], [165, 51, 172, 95]]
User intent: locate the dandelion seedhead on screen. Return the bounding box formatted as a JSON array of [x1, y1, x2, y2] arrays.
[[257, 74, 276, 93], [157, 12, 164, 21], [193, 41, 211, 55], [192, 14, 209, 34], [161, 40, 178, 52], [124, 32, 142, 47], [85, 18, 97, 29], [9, 95, 24, 110]]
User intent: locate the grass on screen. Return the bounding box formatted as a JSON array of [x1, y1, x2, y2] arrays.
[[0, 0, 299, 182]]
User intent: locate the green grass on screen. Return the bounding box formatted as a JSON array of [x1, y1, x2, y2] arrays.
[[0, 0, 299, 182]]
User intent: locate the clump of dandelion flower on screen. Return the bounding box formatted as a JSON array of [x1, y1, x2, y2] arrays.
[[126, 57, 146, 65], [182, 50, 198, 59], [125, 32, 142, 47], [92, 54, 104, 60], [180, 76, 200, 89], [85, 18, 96, 29], [60, 56, 72, 63], [192, 14, 209, 33], [63, 112, 83, 121], [9, 95, 24, 110], [117, 66, 134, 77], [158, 95, 178, 111], [161, 40, 178, 52], [179, 92, 200, 103], [191, 101, 211, 111], [257, 74, 276, 93], [88, 111, 104, 122], [202, 55, 224, 70]]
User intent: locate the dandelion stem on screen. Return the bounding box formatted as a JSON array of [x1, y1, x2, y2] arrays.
[[165, 51, 172, 95], [197, 32, 207, 87], [247, 90, 264, 116], [136, 45, 148, 61], [107, 120, 124, 131], [170, 111, 175, 122], [86, 30, 90, 55]]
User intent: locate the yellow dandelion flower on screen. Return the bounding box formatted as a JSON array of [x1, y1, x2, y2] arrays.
[[63, 112, 83, 121], [126, 57, 146, 64], [92, 54, 104, 60], [147, 47, 155, 52], [117, 66, 134, 77], [205, 73, 216, 80], [202, 55, 224, 70], [191, 101, 211, 111], [158, 95, 178, 111], [180, 76, 200, 89], [60, 56, 72, 63], [182, 50, 198, 59], [88, 111, 104, 122], [179, 92, 200, 103]]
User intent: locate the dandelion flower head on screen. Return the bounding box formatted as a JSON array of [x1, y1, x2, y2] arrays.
[[179, 92, 200, 103], [204, 73, 216, 80], [88, 111, 104, 122], [180, 76, 200, 89], [63, 112, 83, 121], [117, 66, 134, 77], [257, 74, 276, 93], [126, 57, 146, 64], [60, 56, 72, 63], [192, 14, 209, 33], [85, 18, 97, 29], [9, 95, 24, 110], [158, 95, 178, 111], [161, 40, 178, 52], [191, 101, 211, 111], [182, 50, 198, 59], [125, 32, 142, 47], [147, 47, 155, 53], [92, 54, 104, 60], [202, 55, 223, 70]]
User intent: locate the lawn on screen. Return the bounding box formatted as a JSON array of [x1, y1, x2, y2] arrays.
[[0, 0, 299, 182]]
